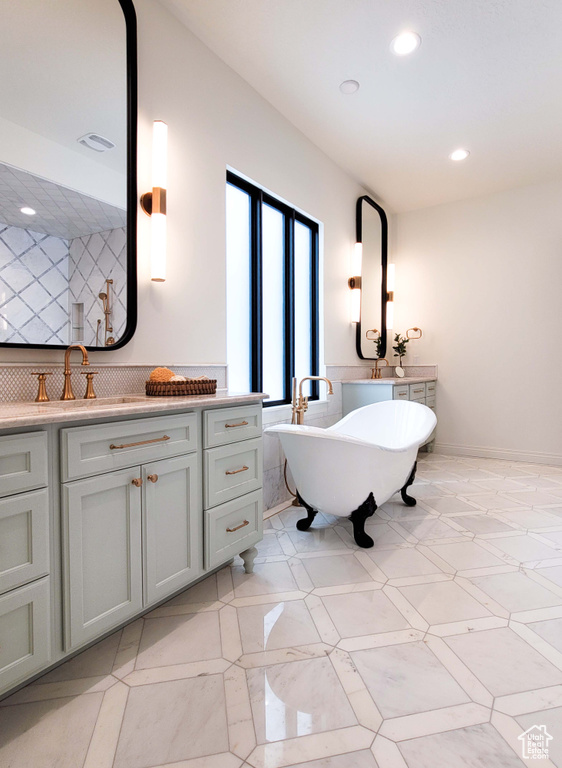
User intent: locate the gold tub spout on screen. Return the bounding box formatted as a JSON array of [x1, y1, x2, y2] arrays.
[[291, 376, 334, 425], [62, 344, 90, 400]]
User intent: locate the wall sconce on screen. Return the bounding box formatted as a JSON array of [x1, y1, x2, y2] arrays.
[[386, 263, 395, 329], [348, 242, 362, 323], [141, 120, 168, 282]]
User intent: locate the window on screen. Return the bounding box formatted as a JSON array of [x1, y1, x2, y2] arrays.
[[226, 171, 319, 406]]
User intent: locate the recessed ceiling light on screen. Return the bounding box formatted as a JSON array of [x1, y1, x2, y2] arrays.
[[20, 207, 36, 215], [391, 31, 421, 56], [339, 80, 360, 95], [449, 149, 470, 161]]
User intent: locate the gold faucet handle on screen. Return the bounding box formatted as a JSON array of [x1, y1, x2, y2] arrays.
[[31, 372, 52, 402], [81, 370, 99, 400]]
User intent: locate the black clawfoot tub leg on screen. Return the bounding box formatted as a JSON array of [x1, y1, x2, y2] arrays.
[[295, 491, 318, 531], [400, 461, 418, 507], [349, 492, 377, 548]]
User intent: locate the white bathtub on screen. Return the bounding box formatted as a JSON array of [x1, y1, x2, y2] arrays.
[[265, 400, 436, 547]]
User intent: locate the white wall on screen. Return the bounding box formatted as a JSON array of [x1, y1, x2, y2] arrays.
[[392, 178, 562, 463], [0, 0, 363, 367]]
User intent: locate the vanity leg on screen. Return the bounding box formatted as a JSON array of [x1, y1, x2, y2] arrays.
[[349, 492, 377, 548], [240, 546, 258, 574], [295, 491, 318, 531], [400, 461, 418, 507]]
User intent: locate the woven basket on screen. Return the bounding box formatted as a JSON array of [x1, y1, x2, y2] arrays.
[[145, 379, 217, 397]]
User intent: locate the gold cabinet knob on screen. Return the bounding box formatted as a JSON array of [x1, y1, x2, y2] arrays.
[[31, 372, 53, 402], [131, 478, 143, 487], [147, 474, 158, 483]]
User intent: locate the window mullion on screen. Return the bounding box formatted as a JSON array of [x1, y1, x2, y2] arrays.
[[284, 210, 295, 403], [250, 190, 263, 393]]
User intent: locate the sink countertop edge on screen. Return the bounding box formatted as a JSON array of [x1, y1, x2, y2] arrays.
[[0, 391, 267, 429]]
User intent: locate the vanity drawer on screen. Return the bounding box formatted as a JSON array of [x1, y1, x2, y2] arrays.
[[426, 381, 437, 396], [0, 432, 48, 497], [409, 383, 427, 401], [0, 577, 50, 693], [393, 385, 409, 400], [204, 405, 262, 448], [204, 490, 262, 570], [204, 438, 262, 509], [0, 490, 49, 595], [61, 413, 199, 481], [426, 395, 436, 409]]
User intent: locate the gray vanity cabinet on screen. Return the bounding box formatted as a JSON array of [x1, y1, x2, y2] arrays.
[[61, 413, 202, 650], [0, 431, 51, 692]]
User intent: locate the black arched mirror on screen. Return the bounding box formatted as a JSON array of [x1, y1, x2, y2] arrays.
[[355, 195, 388, 360], [0, 0, 137, 350]]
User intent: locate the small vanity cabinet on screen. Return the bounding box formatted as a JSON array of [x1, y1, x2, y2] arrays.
[[0, 394, 264, 698], [203, 404, 263, 569], [0, 432, 51, 690], [342, 378, 437, 446]]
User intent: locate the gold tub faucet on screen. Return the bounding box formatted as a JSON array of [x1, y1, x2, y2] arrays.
[[292, 376, 334, 425], [62, 344, 90, 400]]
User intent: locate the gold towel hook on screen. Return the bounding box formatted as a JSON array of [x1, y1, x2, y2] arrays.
[[406, 327, 422, 340]]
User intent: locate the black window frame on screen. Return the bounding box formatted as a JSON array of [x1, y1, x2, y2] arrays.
[[226, 171, 320, 407]]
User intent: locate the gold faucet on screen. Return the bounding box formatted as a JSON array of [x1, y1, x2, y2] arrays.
[[62, 345, 90, 400], [371, 358, 389, 379], [291, 376, 334, 425]]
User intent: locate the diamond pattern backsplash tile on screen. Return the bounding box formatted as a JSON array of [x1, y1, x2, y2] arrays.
[[0, 222, 127, 347], [0, 365, 227, 403], [0, 223, 70, 344], [69, 227, 127, 346]]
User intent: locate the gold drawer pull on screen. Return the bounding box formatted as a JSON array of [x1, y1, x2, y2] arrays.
[[225, 420, 248, 428], [226, 520, 249, 533], [132, 478, 143, 487], [147, 474, 158, 483], [110, 435, 170, 450], [225, 465, 249, 475], [413, 389, 424, 394]]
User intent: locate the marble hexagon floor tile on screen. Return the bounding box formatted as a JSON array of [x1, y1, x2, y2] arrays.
[[351, 641, 471, 719], [5, 453, 562, 768], [246, 656, 357, 743], [445, 627, 562, 697], [397, 722, 525, 768]]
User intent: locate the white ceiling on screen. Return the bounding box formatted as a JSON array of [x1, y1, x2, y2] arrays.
[[160, 0, 562, 212]]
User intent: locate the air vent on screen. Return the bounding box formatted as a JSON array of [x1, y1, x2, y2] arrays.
[[77, 133, 116, 152]]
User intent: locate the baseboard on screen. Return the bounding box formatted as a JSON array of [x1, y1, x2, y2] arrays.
[[434, 442, 562, 467]]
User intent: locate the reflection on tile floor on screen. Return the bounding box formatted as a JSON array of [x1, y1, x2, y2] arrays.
[[1, 453, 562, 768]]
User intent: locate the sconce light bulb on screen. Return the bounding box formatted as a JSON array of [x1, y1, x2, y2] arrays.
[[351, 287, 361, 324], [152, 120, 168, 188], [387, 263, 395, 291], [386, 301, 394, 330], [353, 242, 363, 275], [151, 212, 166, 282]]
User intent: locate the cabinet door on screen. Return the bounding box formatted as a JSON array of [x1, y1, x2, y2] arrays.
[[62, 468, 143, 650], [143, 454, 201, 605], [0, 577, 50, 695]]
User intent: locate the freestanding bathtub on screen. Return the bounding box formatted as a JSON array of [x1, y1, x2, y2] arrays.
[[265, 399, 437, 548]]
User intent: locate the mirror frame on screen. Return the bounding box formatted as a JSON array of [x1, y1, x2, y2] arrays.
[[355, 195, 388, 360], [0, 0, 138, 351]]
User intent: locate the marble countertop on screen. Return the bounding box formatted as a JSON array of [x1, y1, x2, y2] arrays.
[[341, 377, 436, 385], [0, 390, 267, 429]]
